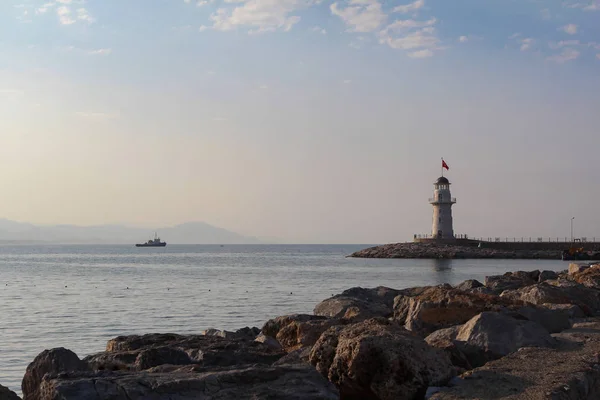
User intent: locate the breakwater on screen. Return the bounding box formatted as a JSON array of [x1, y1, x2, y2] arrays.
[[8, 263, 600, 399], [350, 241, 600, 259]]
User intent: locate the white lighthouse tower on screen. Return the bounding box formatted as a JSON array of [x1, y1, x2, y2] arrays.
[[429, 176, 456, 240]]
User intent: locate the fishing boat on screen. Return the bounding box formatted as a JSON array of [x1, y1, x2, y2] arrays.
[[136, 232, 167, 247]]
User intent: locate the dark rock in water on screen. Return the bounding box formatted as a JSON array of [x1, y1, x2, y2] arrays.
[[86, 333, 286, 372], [484, 271, 538, 294], [38, 364, 339, 400], [309, 318, 455, 400], [1, 384, 21, 400], [22, 347, 89, 400], [313, 286, 404, 321], [454, 279, 483, 291], [392, 286, 524, 336]]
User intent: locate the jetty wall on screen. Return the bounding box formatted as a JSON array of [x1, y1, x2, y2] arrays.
[[413, 238, 600, 252]]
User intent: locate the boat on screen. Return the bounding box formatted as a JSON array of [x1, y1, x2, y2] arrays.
[[561, 246, 600, 261], [136, 232, 167, 247]]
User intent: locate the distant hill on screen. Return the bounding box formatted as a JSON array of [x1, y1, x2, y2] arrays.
[[0, 219, 263, 244]]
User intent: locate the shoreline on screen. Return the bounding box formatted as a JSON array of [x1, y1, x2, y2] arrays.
[[9, 262, 600, 399]]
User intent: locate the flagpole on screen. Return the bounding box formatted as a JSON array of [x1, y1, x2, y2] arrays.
[[441, 157, 444, 177]]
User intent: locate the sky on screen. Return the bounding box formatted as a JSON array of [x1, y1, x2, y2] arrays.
[[0, 0, 599, 244]]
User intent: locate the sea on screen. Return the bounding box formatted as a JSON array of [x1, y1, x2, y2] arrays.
[[0, 244, 567, 394]]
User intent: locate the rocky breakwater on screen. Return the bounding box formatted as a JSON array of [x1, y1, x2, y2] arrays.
[[11, 263, 600, 400], [350, 242, 562, 259]]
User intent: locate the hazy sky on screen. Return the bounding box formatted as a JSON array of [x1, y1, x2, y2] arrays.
[[1, 0, 599, 244]]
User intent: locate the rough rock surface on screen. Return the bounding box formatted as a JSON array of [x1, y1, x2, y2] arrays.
[[38, 364, 339, 400], [86, 333, 286, 372], [309, 318, 455, 400], [512, 306, 572, 333], [0, 384, 21, 400], [393, 286, 524, 336], [454, 312, 556, 367], [313, 286, 405, 320], [262, 314, 336, 352], [568, 264, 600, 288], [484, 271, 538, 293], [500, 280, 600, 316], [350, 242, 562, 259], [22, 347, 90, 400], [454, 279, 483, 291], [430, 319, 600, 400]]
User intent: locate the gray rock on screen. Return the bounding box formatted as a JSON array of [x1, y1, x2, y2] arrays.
[[454, 279, 483, 291], [309, 318, 455, 400], [484, 271, 537, 293], [22, 347, 90, 400], [543, 303, 586, 319], [393, 286, 524, 336], [500, 281, 600, 316], [454, 312, 556, 367], [254, 333, 282, 350], [539, 270, 559, 282], [86, 333, 286, 372], [262, 314, 336, 352], [313, 286, 403, 320], [38, 364, 339, 400], [513, 306, 572, 333]]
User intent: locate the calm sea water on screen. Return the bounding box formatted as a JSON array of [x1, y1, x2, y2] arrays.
[[0, 244, 567, 393]]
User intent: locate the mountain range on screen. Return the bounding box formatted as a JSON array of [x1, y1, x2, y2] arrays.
[[0, 219, 263, 244]]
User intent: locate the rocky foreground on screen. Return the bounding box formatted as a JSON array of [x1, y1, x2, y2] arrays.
[[351, 242, 562, 259], [8, 263, 600, 399]]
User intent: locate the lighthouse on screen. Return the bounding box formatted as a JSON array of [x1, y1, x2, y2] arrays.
[[429, 174, 456, 240]]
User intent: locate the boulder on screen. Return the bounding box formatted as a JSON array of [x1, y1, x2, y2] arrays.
[[393, 286, 523, 336], [273, 347, 312, 366], [0, 384, 21, 400], [37, 364, 339, 400], [484, 271, 538, 293], [542, 303, 586, 318], [539, 270, 559, 282], [500, 280, 600, 316], [262, 314, 336, 352], [569, 264, 600, 289], [313, 286, 406, 320], [512, 306, 572, 333], [569, 263, 590, 275], [454, 312, 556, 367], [309, 318, 455, 400], [424, 326, 472, 371], [86, 333, 286, 372], [201, 326, 261, 339], [454, 279, 483, 291], [254, 333, 282, 350], [22, 347, 90, 400]]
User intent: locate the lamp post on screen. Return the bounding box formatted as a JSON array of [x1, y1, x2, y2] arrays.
[[571, 217, 575, 242]]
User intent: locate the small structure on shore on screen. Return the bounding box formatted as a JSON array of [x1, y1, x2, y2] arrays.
[[430, 175, 456, 240]]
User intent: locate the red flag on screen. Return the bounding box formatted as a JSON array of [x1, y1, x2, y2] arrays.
[[442, 159, 449, 170]]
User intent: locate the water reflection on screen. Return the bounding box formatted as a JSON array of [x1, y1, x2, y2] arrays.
[[428, 259, 454, 286]]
